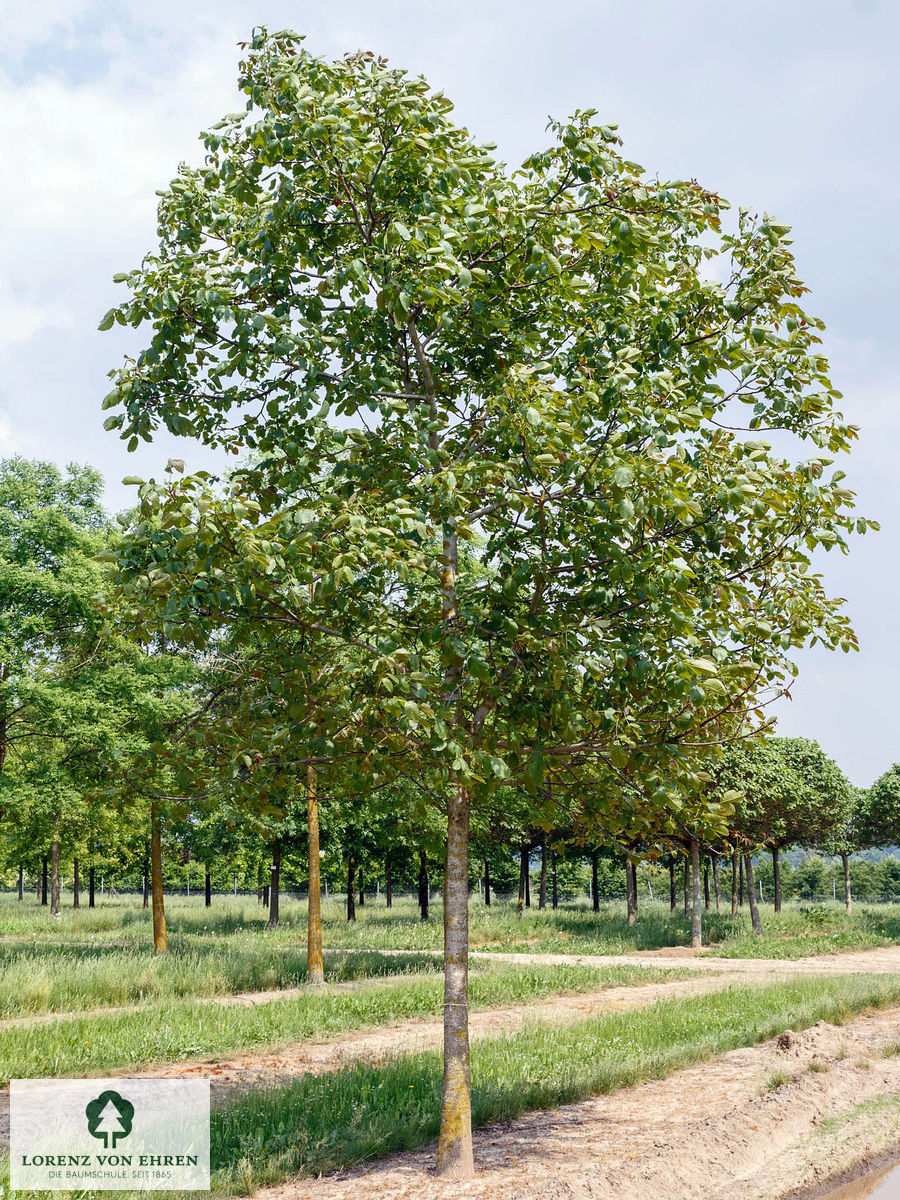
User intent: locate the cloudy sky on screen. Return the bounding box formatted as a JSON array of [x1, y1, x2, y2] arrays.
[[0, 0, 896, 785]]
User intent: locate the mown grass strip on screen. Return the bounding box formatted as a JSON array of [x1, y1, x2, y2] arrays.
[[0, 963, 681, 1082]]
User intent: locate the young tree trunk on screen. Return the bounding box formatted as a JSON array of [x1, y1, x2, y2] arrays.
[[682, 857, 689, 918], [712, 854, 720, 912], [89, 865, 95, 908], [41, 857, 48, 906], [142, 843, 150, 908], [385, 853, 393, 909], [306, 765, 325, 984], [268, 841, 281, 929], [630, 860, 639, 915], [516, 844, 528, 918], [739, 855, 745, 907], [483, 859, 491, 907], [73, 858, 80, 909], [591, 849, 600, 914], [669, 859, 676, 912], [50, 831, 61, 917], [690, 836, 702, 948], [731, 852, 738, 916], [263, 884, 270, 907], [204, 869, 212, 908], [257, 864, 263, 904], [551, 849, 558, 909], [418, 849, 429, 920], [150, 802, 168, 953], [842, 852, 852, 915], [538, 836, 548, 910], [524, 858, 531, 908], [18, 865, 23, 902], [744, 854, 762, 935], [772, 846, 782, 913], [358, 871, 365, 907], [625, 857, 636, 925], [703, 863, 710, 910], [436, 781, 473, 1178], [346, 852, 356, 922]]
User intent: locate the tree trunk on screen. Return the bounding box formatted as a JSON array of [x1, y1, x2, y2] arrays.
[[524, 858, 530, 908], [772, 846, 782, 913], [712, 854, 720, 912], [630, 859, 639, 915], [682, 857, 689, 918], [385, 853, 393, 909], [551, 849, 558, 909], [268, 841, 281, 928], [150, 802, 167, 953], [842, 852, 852, 915], [89, 865, 95, 908], [204, 869, 212, 908], [306, 765, 325, 984], [626, 856, 636, 925], [739, 855, 745, 906], [483, 859, 491, 907], [418, 849, 429, 920], [669, 859, 676, 912], [516, 844, 528, 918], [263, 883, 270, 907], [50, 832, 61, 917], [690, 836, 702, 948], [703, 863, 710, 910], [744, 854, 762, 935], [436, 781, 473, 1178], [731, 852, 738, 916], [17, 865, 23, 902], [257, 865, 263, 905], [347, 852, 356, 922], [538, 836, 547, 910], [142, 843, 150, 908], [41, 857, 48, 906], [73, 858, 80, 908], [591, 849, 600, 914], [358, 871, 365, 907]]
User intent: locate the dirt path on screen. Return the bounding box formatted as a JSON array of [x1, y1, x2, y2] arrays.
[[471, 943, 900, 977], [257, 1004, 900, 1200]]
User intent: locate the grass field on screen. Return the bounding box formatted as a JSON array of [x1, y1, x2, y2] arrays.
[[2, 891, 899, 961], [0, 892, 899, 1197], [4, 971, 900, 1200]]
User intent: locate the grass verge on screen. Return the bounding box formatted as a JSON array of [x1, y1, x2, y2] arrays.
[[0, 962, 683, 1082]]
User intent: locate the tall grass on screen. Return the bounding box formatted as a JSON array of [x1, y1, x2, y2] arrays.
[[1, 892, 899, 964], [0, 946, 446, 1017]]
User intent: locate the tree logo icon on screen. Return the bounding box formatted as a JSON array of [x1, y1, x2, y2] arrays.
[[85, 1090, 135, 1149]]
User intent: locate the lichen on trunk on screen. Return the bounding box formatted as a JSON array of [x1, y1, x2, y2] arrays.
[[436, 781, 474, 1179]]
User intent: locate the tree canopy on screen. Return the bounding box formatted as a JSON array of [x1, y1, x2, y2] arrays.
[[99, 29, 868, 1176]]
